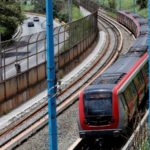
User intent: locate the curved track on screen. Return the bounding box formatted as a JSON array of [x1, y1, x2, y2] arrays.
[[0, 10, 129, 150], [68, 11, 138, 150]]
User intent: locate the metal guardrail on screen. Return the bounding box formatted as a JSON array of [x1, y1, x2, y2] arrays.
[[122, 110, 149, 150]]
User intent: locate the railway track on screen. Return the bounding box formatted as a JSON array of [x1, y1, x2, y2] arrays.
[[0, 10, 124, 150], [68, 10, 149, 150]]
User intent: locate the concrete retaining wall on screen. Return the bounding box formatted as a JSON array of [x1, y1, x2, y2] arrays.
[[0, 31, 98, 116]]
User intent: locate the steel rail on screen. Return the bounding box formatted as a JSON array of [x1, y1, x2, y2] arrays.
[[68, 9, 139, 150], [0, 11, 123, 150]]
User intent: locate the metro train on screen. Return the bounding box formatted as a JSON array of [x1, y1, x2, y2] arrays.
[[78, 11, 148, 138]]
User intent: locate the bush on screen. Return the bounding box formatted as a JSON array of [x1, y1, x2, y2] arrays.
[[108, 0, 116, 9], [58, 10, 69, 22], [136, 0, 147, 9], [0, 2, 24, 41]]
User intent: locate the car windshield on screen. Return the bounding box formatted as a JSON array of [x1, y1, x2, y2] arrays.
[[28, 22, 33, 24], [84, 92, 112, 116], [34, 17, 39, 21]]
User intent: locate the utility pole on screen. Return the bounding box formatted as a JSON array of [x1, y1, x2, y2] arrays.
[[68, 0, 72, 22], [45, 0, 58, 150]]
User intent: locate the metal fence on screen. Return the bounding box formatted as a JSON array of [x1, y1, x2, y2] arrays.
[[0, 11, 98, 83], [0, 12, 98, 115], [122, 110, 149, 150], [0, 31, 46, 81]]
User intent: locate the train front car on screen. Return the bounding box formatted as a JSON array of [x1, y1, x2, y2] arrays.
[[78, 9, 148, 140], [78, 52, 147, 138], [78, 57, 134, 138], [79, 84, 121, 138]]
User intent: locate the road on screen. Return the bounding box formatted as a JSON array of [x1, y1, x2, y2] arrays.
[[1, 14, 68, 80], [21, 14, 60, 36], [1, 5, 93, 80]]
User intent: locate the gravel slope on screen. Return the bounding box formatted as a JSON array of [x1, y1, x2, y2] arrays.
[[15, 102, 79, 150]]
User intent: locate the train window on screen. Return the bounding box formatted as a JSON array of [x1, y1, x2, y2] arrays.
[[124, 86, 132, 102], [142, 63, 148, 82], [84, 93, 112, 116], [133, 72, 145, 89], [124, 82, 137, 102], [130, 82, 137, 97], [85, 99, 112, 116], [119, 94, 129, 111]]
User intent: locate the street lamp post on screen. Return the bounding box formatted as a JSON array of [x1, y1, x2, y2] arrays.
[[45, 0, 58, 150]]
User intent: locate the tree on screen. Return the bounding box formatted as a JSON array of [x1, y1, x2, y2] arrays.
[[136, 0, 147, 9], [108, 0, 116, 9], [0, 2, 24, 41], [34, 0, 46, 13]]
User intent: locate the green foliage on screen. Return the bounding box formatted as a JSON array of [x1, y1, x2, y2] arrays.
[[136, 0, 147, 9], [53, 0, 69, 22], [58, 9, 69, 22], [96, 0, 147, 17], [137, 7, 148, 17], [108, 0, 116, 9], [21, 3, 35, 11], [0, 2, 24, 41], [72, 5, 83, 21], [139, 140, 150, 150], [34, 0, 46, 13], [53, 1, 58, 17]]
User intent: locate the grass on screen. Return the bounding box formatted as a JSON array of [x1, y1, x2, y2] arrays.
[[139, 140, 150, 150], [21, 4, 34, 12], [96, 0, 148, 17], [107, 11, 117, 19], [136, 7, 148, 17], [0, 26, 6, 34], [72, 5, 83, 21]]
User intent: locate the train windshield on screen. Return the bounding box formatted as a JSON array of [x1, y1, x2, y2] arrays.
[[84, 92, 112, 125]]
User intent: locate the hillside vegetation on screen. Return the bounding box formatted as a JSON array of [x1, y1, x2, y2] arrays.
[[0, 2, 24, 41]]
